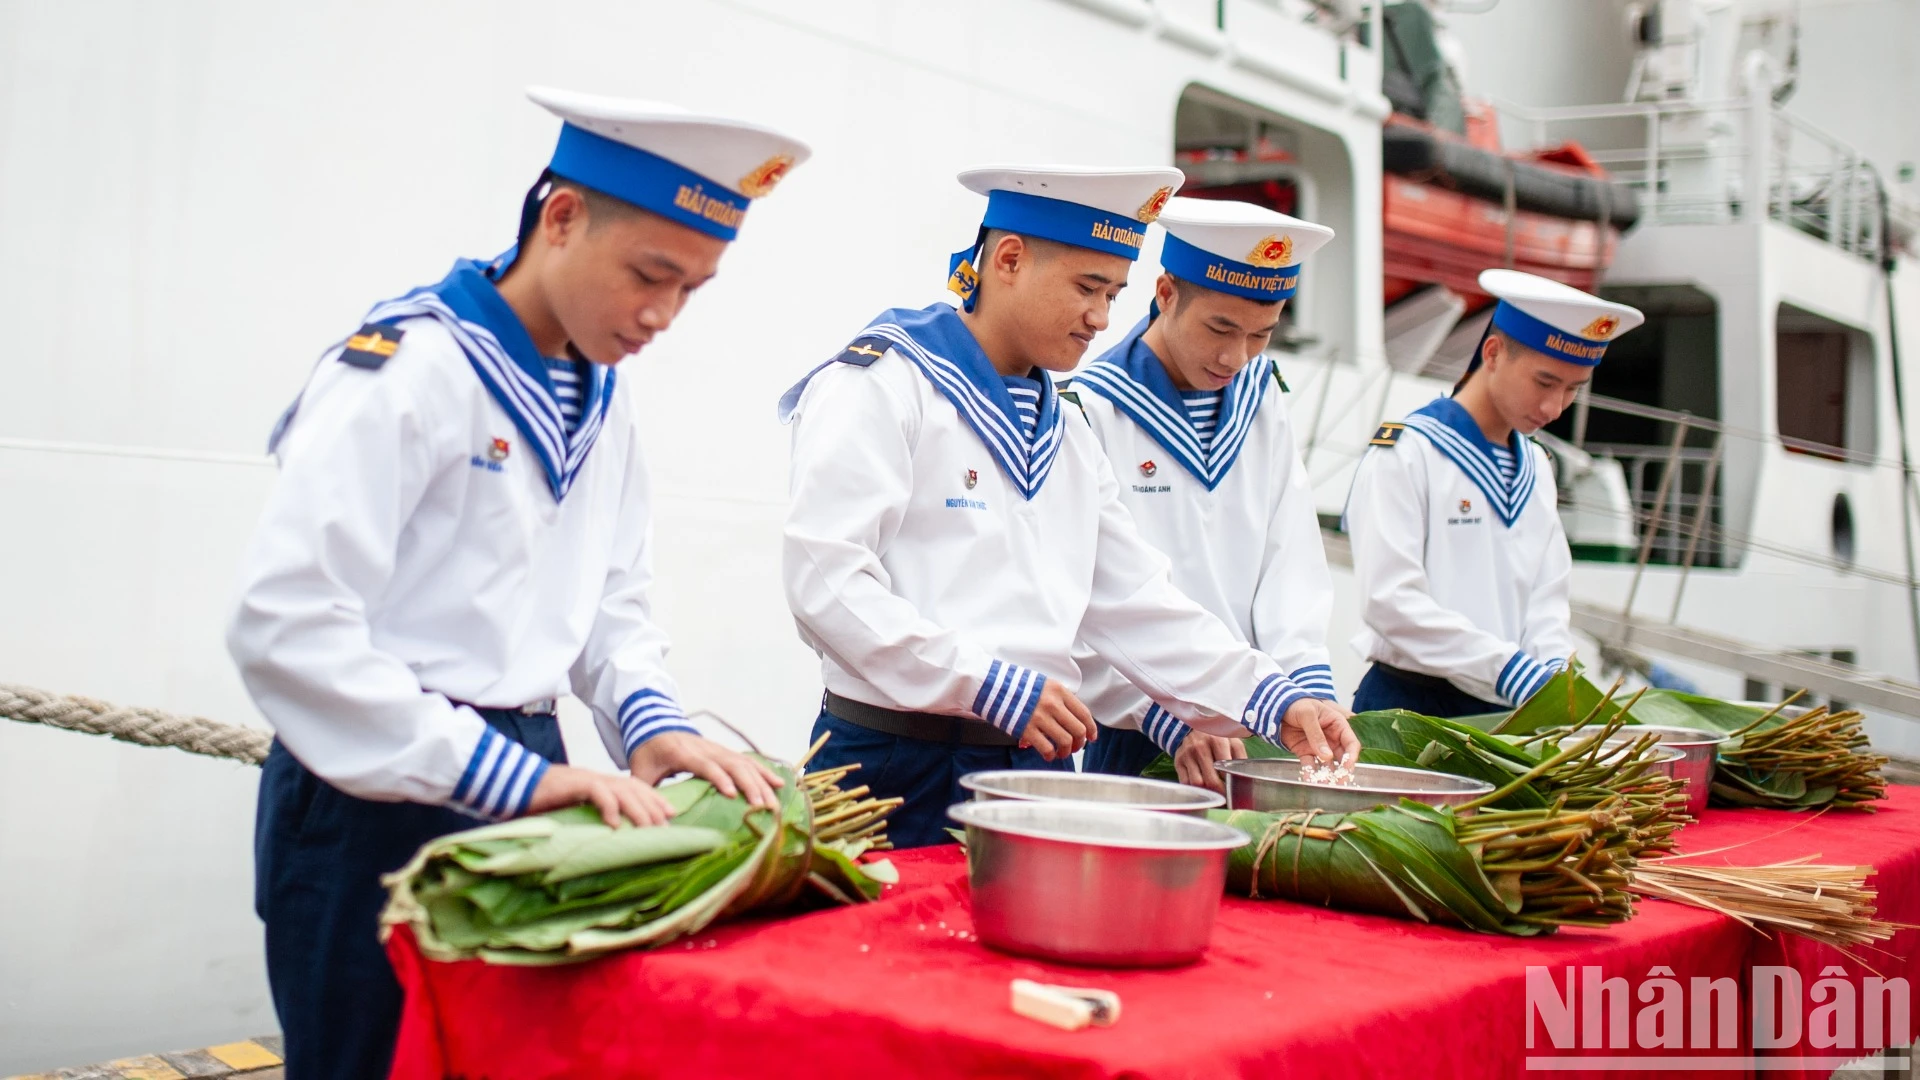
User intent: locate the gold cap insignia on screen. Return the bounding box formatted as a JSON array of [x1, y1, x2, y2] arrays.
[[1580, 314, 1621, 340], [1247, 234, 1294, 269], [738, 155, 795, 198], [1137, 186, 1173, 223]]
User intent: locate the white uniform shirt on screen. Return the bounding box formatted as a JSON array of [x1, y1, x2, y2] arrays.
[[1344, 396, 1575, 707], [777, 305, 1312, 744], [227, 260, 694, 821], [1069, 324, 1336, 753]]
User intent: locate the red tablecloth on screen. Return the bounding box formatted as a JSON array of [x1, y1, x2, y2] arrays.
[[387, 788, 1920, 1080]]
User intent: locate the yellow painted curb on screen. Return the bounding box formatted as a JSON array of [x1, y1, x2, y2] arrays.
[[205, 1041, 283, 1070]]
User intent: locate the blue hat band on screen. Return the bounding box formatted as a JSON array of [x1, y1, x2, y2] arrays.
[[1490, 300, 1608, 365], [548, 123, 748, 241], [981, 189, 1148, 260], [1160, 233, 1300, 301], [947, 189, 1152, 310]]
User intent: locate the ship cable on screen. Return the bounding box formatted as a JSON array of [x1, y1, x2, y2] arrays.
[[1874, 166, 1920, 675], [0, 683, 270, 764]]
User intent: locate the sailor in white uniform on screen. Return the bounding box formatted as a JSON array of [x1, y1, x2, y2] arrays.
[[227, 88, 805, 1080], [1345, 269, 1645, 717], [778, 167, 1360, 847], [1069, 198, 1340, 788]]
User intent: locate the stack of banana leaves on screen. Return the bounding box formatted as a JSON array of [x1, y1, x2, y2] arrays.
[[1145, 667, 1887, 812], [1149, 679, 1691, 846], [1175, 679, 1688, 936], [1143, 671, 1893, 942], [1468, 669, 1889, 811], [380, 757, 899, 965], [1210, 797, 1641, 936]]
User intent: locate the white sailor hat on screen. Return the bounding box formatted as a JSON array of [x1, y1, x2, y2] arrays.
[[1479, 268, 1644, 366], [526, 86, 811, 243], [946, 165, 1186, 309], [1156, 197, 1335, 302]]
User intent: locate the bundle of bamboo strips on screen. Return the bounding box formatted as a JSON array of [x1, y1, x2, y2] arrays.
[[1630, 855, 1903, 953]]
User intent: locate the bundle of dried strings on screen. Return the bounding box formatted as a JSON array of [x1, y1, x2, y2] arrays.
[[1630, 855, 1903, 954]]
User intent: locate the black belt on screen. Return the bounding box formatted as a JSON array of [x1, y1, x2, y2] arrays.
[[449, 697, 558, 717], [823, 691, 1019, 747], [1371, 663, 1460, 692]]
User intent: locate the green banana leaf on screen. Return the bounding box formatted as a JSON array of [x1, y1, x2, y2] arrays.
[[1212, 802, 1557, 937], [380, 759, 894, 965]]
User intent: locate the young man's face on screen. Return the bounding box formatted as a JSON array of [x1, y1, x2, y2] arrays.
[[1481, 332, 1593, 434], [539, 192, 730, 365], [985, 236, 1132, 372], [1155, 275, 1284, 391]]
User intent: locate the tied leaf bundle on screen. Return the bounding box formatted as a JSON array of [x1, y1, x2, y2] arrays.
[[1485, 670, 1889, 811], [1212, 798, 1639, 936], [1707, 700, 1888, 810], [379, 758, 899, 965]]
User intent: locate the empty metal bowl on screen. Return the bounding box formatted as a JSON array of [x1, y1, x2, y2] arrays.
[[948, 800, 1248, 967], [1602, 726, 1722, 817], [959, 769, 1224, 815], [1216, 758, 1496, 814]]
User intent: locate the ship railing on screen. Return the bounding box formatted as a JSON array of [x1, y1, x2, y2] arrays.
[[1561, 389, 1920, 630], [1482, 95, 1886, 263], [1294, 357, 1920, 622]]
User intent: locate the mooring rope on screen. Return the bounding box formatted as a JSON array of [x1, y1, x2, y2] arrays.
[[0, 682, 269, 764]]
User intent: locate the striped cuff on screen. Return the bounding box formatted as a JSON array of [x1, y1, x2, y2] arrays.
[[450, 725, 551, 821], [618, 688, 698, 759], [1239, 672, 1312, 742], [971, 659, 1046, 738], [1289, 663, 1339, 702], [1497, 652, 1563, 707], [1141, 704, 1192, 755]]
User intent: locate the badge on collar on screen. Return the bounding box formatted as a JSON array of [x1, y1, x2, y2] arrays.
[[340, 323, 404, 370]]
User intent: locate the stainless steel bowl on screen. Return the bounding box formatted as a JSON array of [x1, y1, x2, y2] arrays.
[[1602, 726, 1723, 817], [948, 800, 1248, 967], [1216, 758, 1496, 814], [959, 769, 1224, 816]]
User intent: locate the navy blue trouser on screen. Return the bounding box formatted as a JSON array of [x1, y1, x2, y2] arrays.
[[1080, 722, 1165, 777], [807, 707, 1071, 849], [1352, 663, 1504, 718], [254, 708, 565, 1080]]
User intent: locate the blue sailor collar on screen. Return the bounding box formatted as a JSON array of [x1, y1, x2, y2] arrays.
[[777, 304, 1064, 500], [363, 257, 618, 503], [1401, 396, 1539, 528], [1071, 317, 1271, 490]]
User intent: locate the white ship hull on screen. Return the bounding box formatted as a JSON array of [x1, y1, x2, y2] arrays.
[[2, 0, 1915, 1071]]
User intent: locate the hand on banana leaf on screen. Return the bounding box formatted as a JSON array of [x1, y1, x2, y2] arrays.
[[380, 758, 899, 965]]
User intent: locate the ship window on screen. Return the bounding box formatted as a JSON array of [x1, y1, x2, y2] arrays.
[[1775, 304, 1876, 461]]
